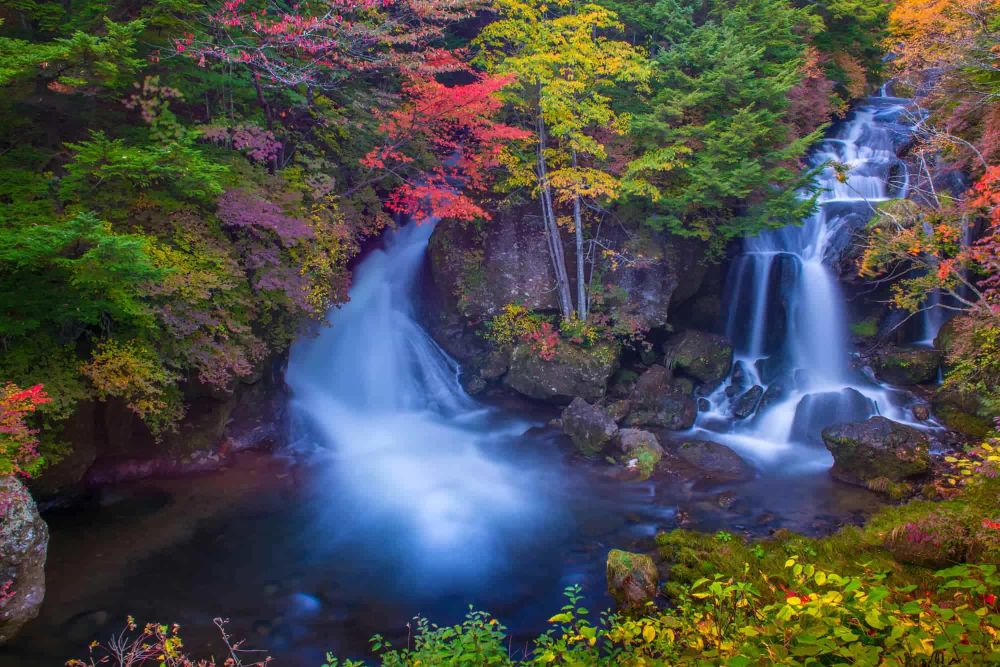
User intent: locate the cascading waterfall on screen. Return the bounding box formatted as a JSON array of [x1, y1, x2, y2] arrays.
[[286, 222, 555, 590], [697, 89, 924, 469]]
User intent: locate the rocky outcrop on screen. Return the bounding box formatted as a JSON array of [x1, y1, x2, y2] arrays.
[[0, 477, 48, 644], [731, 385, 764, 419], [562, 398, 619, 458], [504, 342, 620, 403], [617, 429, 663, 480], [666, 439, 755, 483], [606, 549, 658, 611], [821, 416, 931, 486], [869, 346, 942, 385], [427, 207, 559, 323], [664, 330, 733, 388]]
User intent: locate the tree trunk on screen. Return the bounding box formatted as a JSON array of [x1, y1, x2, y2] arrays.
[[572, 150, 586, 321], [537, 117, 574, 319]]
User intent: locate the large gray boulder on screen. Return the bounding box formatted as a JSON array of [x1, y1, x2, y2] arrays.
[[664, 330, 733, 387], [667, 440, 755, 482], [504, 342, 620, 404], [427, 207, 559, 322], [562, 398, 619, 458], [869, 346, 942, 385], [0, 476, 48, 644], [821, 416, 931, 486], [623, 365, 697, 430]]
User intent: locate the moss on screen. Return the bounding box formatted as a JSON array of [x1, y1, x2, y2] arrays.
[[654, 472, 1000, 603], [850, 317, 878, 338]]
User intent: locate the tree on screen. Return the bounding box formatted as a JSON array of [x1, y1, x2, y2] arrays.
[[0, 383, 50, 477], [361, 69, 530, 223], [475, 0, 650, 320], [621, 0, 823, 247]]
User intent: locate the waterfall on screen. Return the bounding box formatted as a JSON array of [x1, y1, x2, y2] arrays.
[[698, 90, 923, 470], [286, 222, 554, 590]]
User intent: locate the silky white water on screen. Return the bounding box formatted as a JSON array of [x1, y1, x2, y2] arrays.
[[286, 222, 554, 588], [697, 91, 927, 469]]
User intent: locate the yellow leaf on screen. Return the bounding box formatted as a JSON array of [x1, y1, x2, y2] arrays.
[[643, 625, 656, 643]]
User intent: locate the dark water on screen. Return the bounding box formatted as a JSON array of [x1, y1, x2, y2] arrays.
[[2, 428, 883, 667]]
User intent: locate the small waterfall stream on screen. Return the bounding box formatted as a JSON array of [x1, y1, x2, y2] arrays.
[[695, 90, 924, 469]]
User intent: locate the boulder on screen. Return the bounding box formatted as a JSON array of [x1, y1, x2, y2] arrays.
[[932, 387, 993, 439], [821, 416, 931, 486], [731, 385, 764, 419], [0, 477, 48, 644], [869, 346, 942, 385], [606, 549, 658, 611], [428, 208, 559, 322], [617, 429, 663, 480], [504, 341, 620, 404], [624, 389, 696, 431], [667, 440, 755, 482], [624, 365, 697, 430], [562, 398, 619, 458], [664, 330, 733, 387]]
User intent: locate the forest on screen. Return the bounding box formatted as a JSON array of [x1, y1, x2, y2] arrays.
[[0, 0, 998, 664]]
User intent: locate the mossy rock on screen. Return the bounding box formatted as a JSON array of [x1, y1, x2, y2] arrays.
[[562, 397, 619, 458], [664, 330, 733, 387], [606, 549, 658, 611], [617, 429, 663, 480], [822, 417, 931, 485], [869, 346, 942, 385], [0, 476, 49, 644], [931, 387, 993, 439], [504, 341, 620, 404]]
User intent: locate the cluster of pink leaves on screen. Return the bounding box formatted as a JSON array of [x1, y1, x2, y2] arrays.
[[201, 124, 282, 164], [216, 189, 315, 312]]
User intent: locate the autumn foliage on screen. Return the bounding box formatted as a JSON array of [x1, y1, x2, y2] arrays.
[[0, 383, 50, 477]]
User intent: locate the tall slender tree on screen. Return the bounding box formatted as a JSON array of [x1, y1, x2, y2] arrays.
[[475, 0, 650, 320]]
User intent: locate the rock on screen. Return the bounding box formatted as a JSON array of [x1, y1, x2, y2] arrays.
[[562, 398, 619, 458], [932, 387, 993, 439], [697, 398, 711, 412], [725, 361, 750, 398], [631, 365, 672, 404], [933, 315, 966, 355], [606, 549, 658, 611], [625, 365, 697, 430], [821, 416, 931, 486], [617, 429, 663, 480], [759, 376, 789, 411], [670, 377, 695, 397], [0, 476, 48, 644], [912, 404, 930, 421], [428, 207, 559, 322], [668, 440, 755, 482], [731, 385, 764, 419], [870, 346, 942, 385], [602, 231, 708, 330], [665, 330, 733, 387], [461, 374, 487, 395], [624, 390, 697, 431], [504, 342, 620, 403], [605, 400, 632, 424]]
